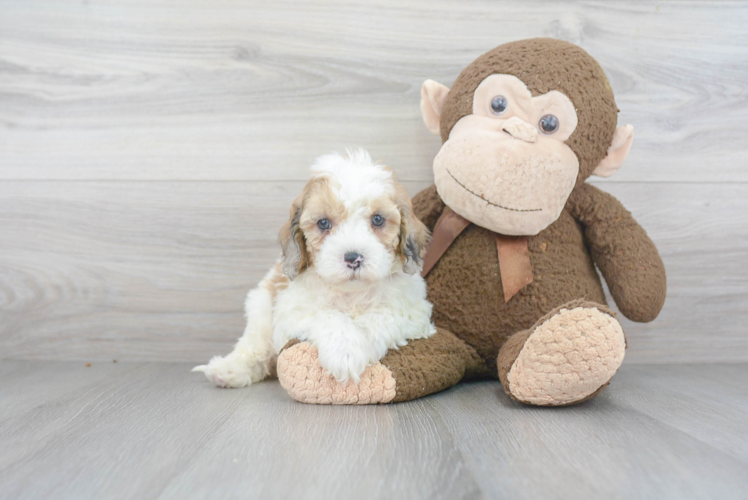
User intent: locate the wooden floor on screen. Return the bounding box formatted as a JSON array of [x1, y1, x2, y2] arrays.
[[1, 361, 746, 500]]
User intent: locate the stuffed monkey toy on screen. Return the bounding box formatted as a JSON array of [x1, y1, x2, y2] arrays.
[[278, 38, 666, 406]]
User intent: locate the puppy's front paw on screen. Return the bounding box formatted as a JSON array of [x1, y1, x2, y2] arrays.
[[316, 341, 372, 384], [192, 355, 264, 388], [277, 342, 396, 405]]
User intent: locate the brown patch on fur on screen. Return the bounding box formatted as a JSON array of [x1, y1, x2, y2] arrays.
[[392, 179, 431, 274], [368, 195, 403, 252], [278, 193, 308, 279], [279, 165, 432, 279], [279, 176, 346, 278], [297, 176, 346, 264], [263, 261, 290, 296]]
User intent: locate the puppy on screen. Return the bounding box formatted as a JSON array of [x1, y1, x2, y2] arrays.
[[194, 150, 435, 387]]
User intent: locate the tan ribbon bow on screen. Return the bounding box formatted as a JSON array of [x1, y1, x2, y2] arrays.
[[422, 207, 533, 302]]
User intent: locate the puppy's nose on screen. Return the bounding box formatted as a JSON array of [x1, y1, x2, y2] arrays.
[[344, 252, 363, 269]]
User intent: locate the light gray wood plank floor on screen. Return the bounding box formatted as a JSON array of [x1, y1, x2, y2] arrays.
[[1, 361, 747, 499]]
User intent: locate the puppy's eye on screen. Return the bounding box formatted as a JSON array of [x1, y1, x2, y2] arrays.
[[371, 214, 385, 227], [317, 219, 331, 230], [539, 114, 559, 134], [490, 95, 508, 115]]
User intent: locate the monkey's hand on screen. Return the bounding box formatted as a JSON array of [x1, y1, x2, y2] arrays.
[[567, 183, 667, 322]]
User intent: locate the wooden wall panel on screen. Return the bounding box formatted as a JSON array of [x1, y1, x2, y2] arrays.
[[1, 181, 746, 363], [1, 0, 747, 363], [1, 0, 747, 182]]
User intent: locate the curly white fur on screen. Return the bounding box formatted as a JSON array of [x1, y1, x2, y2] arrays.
[[194, 150, 435, 386]]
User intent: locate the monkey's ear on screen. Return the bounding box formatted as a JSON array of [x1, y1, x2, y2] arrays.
[[420, 80, 450, 135], [278, 194, 307, 280], [593, 124, 634, 177]]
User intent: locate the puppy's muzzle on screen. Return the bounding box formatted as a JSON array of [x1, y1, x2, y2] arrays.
[[344, 252, 363, 270]]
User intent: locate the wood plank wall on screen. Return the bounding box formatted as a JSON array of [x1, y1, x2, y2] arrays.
[[1, 0, 747, 363]]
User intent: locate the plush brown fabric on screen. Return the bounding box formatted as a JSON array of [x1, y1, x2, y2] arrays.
[[496, 329, 532, 392], [381, 327, 488, 402], [440, 38, 618, 185], [416, 186, 609, 375], [567, 183, 667, 322], [412, 182, 664, 370], [411, 184, 445, 232], [276, 330, 485, 404]]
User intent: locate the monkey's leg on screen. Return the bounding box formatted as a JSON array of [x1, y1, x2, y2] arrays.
[[497, 299, 627, 406], [276, 328, 484, 404]]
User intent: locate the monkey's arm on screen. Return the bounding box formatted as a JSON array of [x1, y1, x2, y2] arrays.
[[411, 184, 446, 231], [567, 183, 666, 323]]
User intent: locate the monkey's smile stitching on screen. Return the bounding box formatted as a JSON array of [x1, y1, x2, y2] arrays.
[[446, 169, 542, 213]]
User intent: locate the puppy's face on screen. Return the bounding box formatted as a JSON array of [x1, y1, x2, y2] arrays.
[[279, 151, 429, 287]]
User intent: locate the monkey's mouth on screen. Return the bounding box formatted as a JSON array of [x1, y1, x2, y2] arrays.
[[446, 169, 542, 213]]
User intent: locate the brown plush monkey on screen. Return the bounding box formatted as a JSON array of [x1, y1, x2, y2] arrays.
[[278, 38, 666, 406]]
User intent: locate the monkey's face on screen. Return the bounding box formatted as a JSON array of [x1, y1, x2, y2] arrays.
[[421, 39, 635, 236], [433, 75, 580, 236]]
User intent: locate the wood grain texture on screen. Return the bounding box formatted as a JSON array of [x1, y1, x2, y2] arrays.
[[427, 365, 748, 500], [1, 0, 747, 182], [1, 0, 747, 363], [0, 361, 747, 499], [1, 180, 747, 363]]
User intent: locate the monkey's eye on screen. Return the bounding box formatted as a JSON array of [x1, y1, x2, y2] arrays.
[[317, 219, 331, 230], [490, 95, 508, 115], [539, 114, 559, 134], [371, 214, 385, 227]]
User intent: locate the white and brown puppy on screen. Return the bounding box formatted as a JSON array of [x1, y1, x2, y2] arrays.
[[194, 150, 434, 387]]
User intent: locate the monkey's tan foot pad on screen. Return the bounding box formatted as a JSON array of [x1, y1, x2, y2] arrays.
[[506, 306, 626, 406], [276, 342, 396, 405]]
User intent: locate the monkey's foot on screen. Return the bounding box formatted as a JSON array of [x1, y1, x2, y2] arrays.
[[276, 341, 396, 405], [497, 300, 626, 406]]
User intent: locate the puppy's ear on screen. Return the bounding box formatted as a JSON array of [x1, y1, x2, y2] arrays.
[[278, 194, 308, 280], [395, 185, 431, 275]]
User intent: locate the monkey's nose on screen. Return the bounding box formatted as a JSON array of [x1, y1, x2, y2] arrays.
[[344, 252, 364, 269], [501, 116, 538, 143]]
